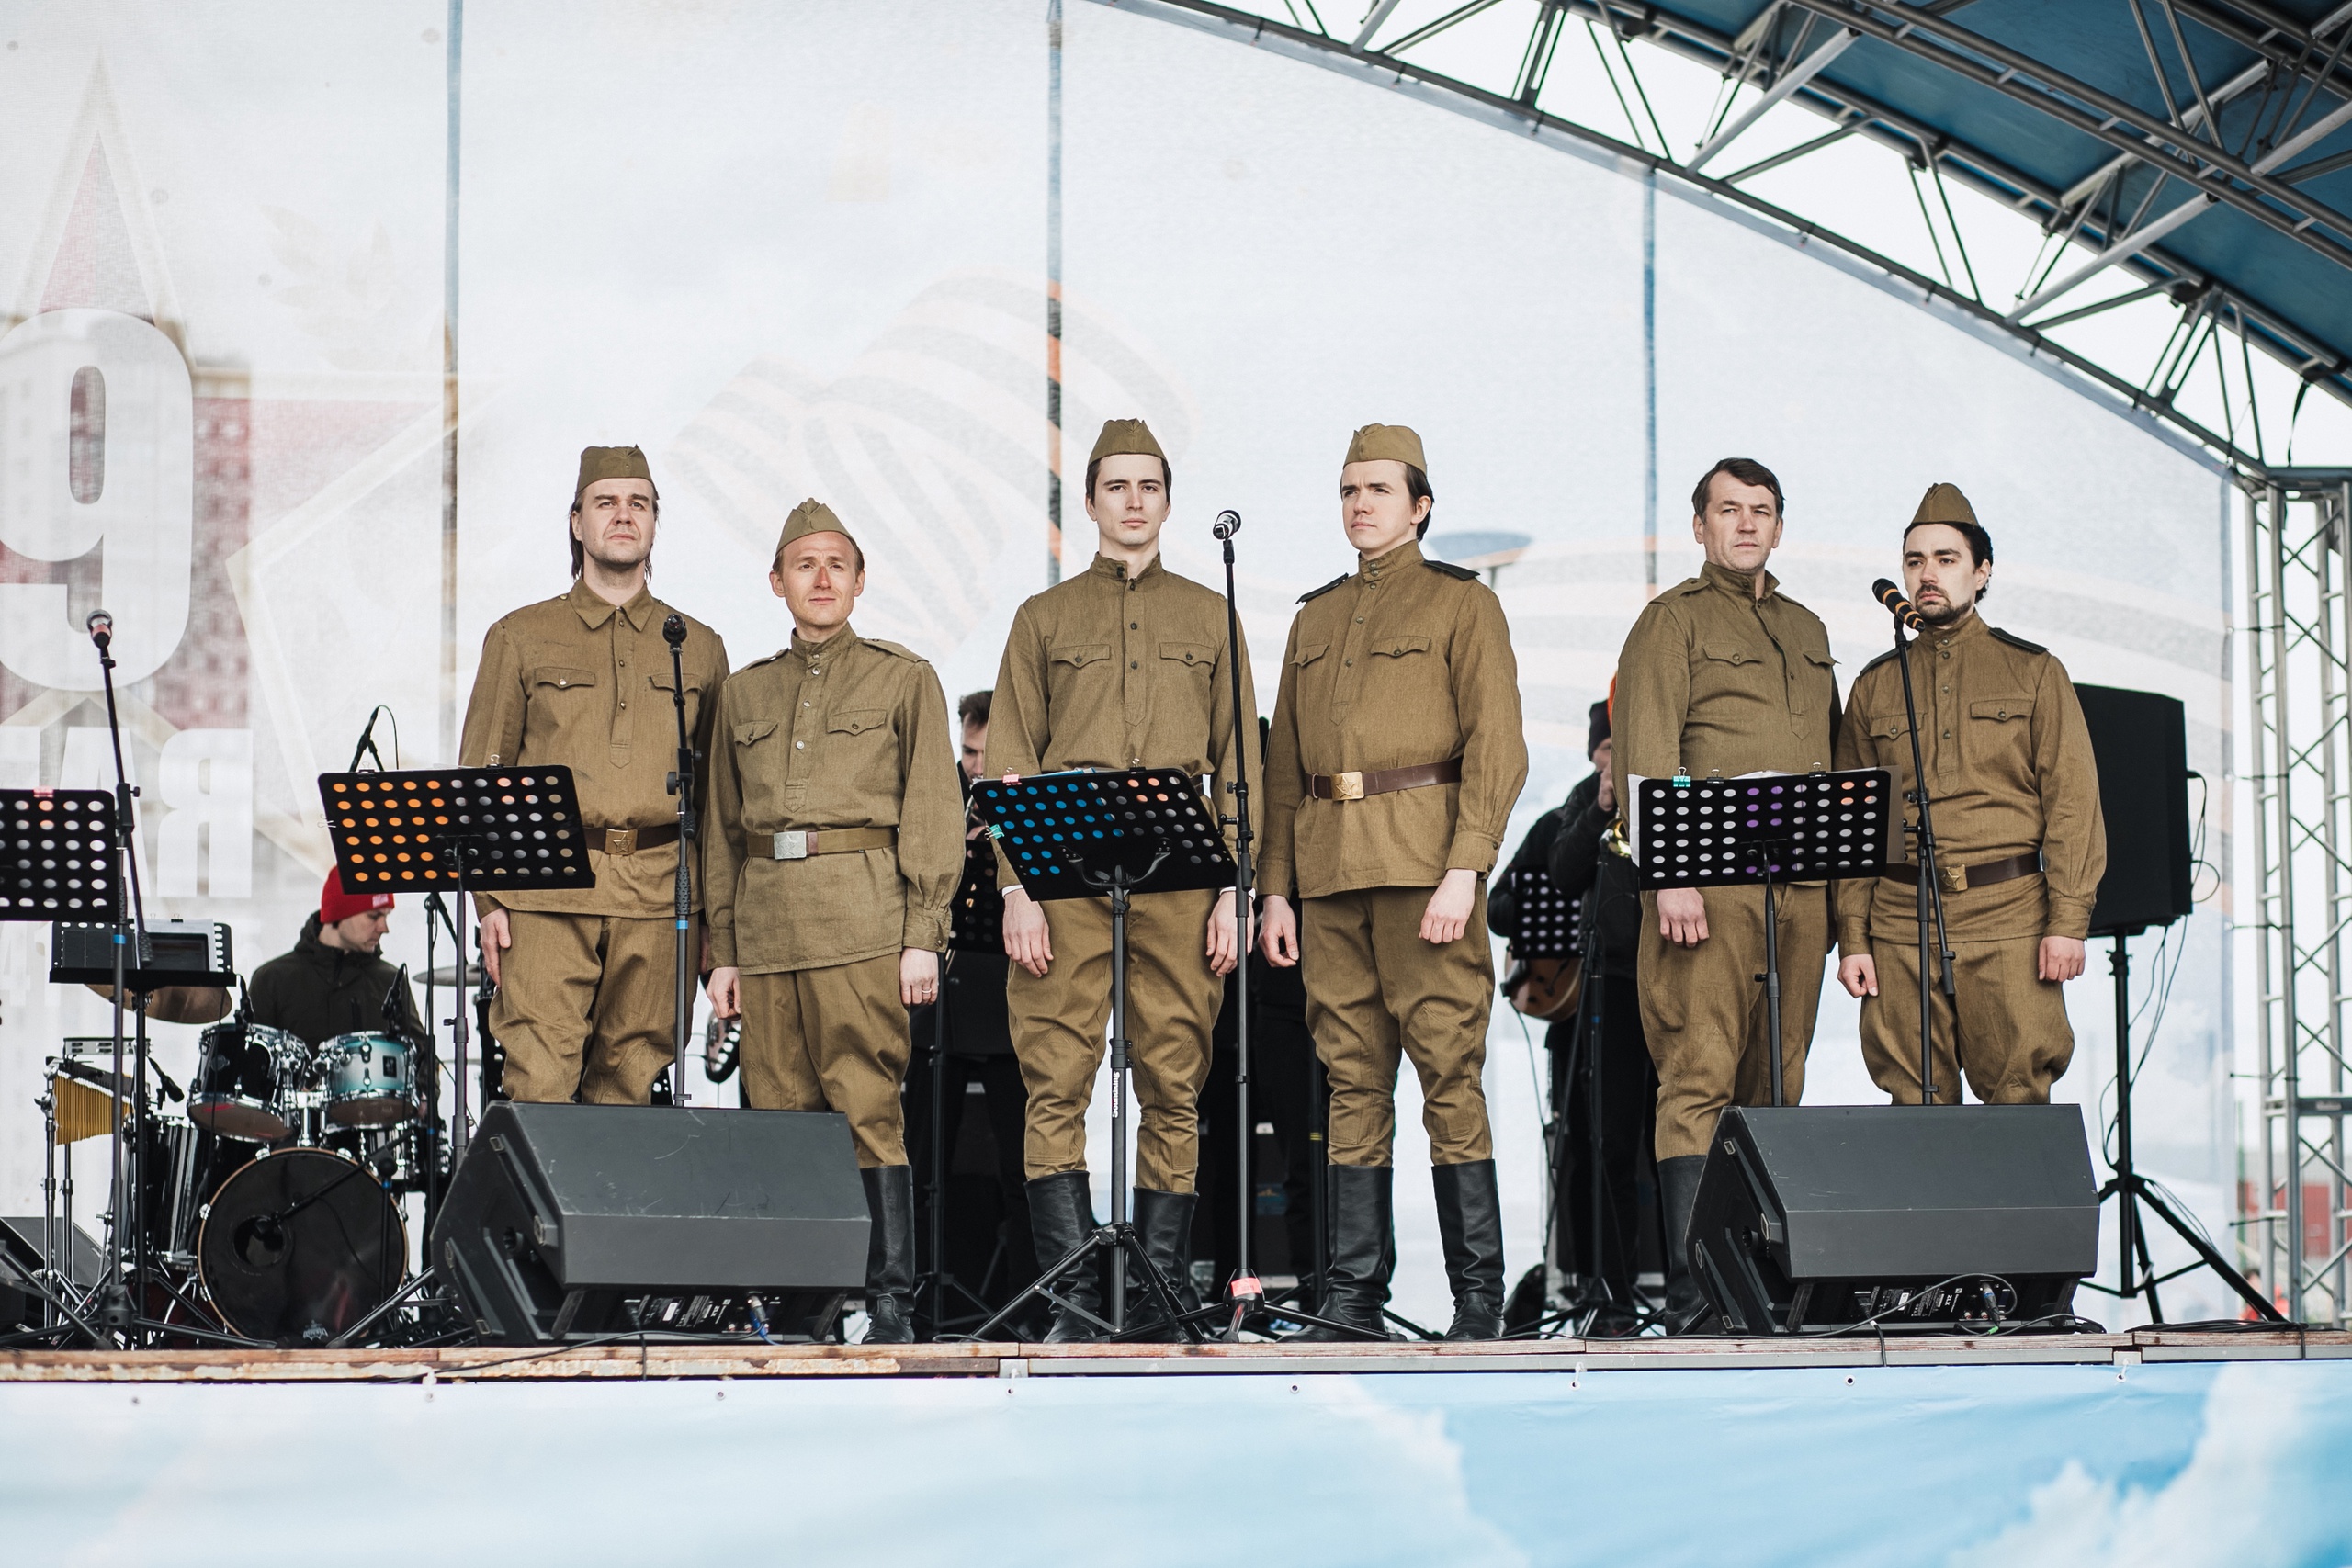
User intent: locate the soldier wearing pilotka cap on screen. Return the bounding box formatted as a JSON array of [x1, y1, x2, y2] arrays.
[[1833, 482, 2105, 1106], [986, 416, 1260, 1342], [703, 499, 964, 1344], [1259, 423, 1529, 1341], [460, 445, 729, 1105]]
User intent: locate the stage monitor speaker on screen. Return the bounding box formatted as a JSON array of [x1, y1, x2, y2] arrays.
[[2075, 683, 2193, 937], [431, 1103, 867, 1345], [1690, 1106, 2098, 1334]]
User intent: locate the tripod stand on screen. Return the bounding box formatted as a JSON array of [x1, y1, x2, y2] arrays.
[[2081, 929, 2283, 1323]]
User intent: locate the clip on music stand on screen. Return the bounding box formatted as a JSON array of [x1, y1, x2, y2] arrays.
[[0, 790, 119, 1345], [1634, 769, 1895, 1105], [965, 767, 1232, 1342], [318, 768, 594, 1166]]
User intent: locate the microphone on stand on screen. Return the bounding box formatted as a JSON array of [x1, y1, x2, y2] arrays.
[[1212, 510, 1243, 540], [86, 610, 113, 649], [348, 705, 387, 773], [1871, 579, 1926, 631], [662, 611, 687, 648]]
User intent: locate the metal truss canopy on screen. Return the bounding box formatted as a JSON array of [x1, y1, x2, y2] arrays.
[[1112, 0, 2352, 479]]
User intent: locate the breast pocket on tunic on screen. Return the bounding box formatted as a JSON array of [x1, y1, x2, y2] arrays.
[[1967, 695, 2034, 768], [1795, 647, 1837, 714], [1159, 640, 1216, 676], [649, 671, 702, 728]]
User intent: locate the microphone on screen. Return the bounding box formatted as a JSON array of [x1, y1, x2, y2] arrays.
[[348, 705, 385, 773], [1212, 510, 1243, 540], [1872, 579, 1926, 631], [86, 610, 112, 649], [662, 612, 686, 648]]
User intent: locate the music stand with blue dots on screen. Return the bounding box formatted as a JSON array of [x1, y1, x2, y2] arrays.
[[966, 766, 1236, 1342], [1633, 768, 1895, 1106]]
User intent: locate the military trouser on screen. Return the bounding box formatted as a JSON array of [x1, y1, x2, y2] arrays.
[[1008, 886, 1221, 1191], [1301, 884, 1495, 1168], [490, 911, 678, 1105], [1859, 934, 2075, 1104], [740, 953, 912, 1168], [1638, 883, 1829, 1161]]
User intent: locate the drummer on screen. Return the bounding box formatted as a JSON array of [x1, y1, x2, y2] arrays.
[[246, 869, 427, 1046]]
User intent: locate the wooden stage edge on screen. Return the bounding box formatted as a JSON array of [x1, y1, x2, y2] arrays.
[[5, 1329, 2348, 1383]]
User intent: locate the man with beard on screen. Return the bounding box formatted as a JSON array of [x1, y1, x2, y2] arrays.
[[1834, 483, 2105, 1104], [248, 868, 427, 1046]]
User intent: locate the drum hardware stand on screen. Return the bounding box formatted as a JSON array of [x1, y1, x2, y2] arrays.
[[2080, 928, 2285, 1323], [662, 613, 697, 1104], [1882, 591, 1958, 1105], [969, 847, 1194, 1342], [328, 1263, 440, 1348]]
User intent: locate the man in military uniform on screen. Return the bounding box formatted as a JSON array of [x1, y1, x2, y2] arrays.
[[702, 499, 962, 1343], [987, 418, 1257, 1341], [460, 446, 729, 1105], [1612, 457, 1839, 1331], [1835, 483, 2105, 1104], [1260, 423, 1528, 1341]]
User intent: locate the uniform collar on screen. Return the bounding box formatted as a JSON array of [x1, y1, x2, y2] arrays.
[[1699, 558, 1778, 604], [1927, 609, 1987, 649], [1090, 551, 1165, 586], [1359, 539, 1423, 582], [792, 624, 860, 666], [567, 577, 661, 632]]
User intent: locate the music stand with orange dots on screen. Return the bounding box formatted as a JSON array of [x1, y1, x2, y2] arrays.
[[1632, 768, 1895, 1107], [316, 767, 593, 1161]]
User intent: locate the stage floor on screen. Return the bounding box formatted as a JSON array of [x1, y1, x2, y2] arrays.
[[6, 1326, 2346, 1382]]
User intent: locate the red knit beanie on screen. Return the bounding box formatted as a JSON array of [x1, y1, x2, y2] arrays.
[[320, 867, 394, 926]]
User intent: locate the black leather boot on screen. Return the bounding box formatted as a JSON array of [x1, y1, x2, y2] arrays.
[[859, 1165, 918, 1344], [1025, 1171, 1104, 1344], [1657, 1155, 1714, 1335], [1433, 1158, 1506, 1340], [1126, 1187, 1201, 1341], [1293, 1164, 1393, 1341]]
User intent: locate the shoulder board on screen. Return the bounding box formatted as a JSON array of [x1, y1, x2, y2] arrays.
[[742, 649, 787, 671], [1424, 559, 1479, 581], [1858, 647, 1902, 677], [1988, 626, 2048, 655], [863, 638, 924, 663], [1296, 574, 1350, 604]]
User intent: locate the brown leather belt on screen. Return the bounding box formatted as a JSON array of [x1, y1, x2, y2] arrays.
[[1881, 850, 2041, 894], [588, 823, 680, 856], [1307, 757, 1464, 802], [771, 826, 897, 862]]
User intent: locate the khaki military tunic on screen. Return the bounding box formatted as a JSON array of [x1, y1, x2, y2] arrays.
[[1833, 612, 2106, 1104], [1263, 541, 1528, 1167], [459, 579, 729, 1104], [985, 551, 1259, 1192], [1613, 561, 1839, 1160], [704, 625, 964, 1166]]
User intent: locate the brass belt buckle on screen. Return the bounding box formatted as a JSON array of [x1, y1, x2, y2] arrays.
[[1330, 771, 1365, 802], [1939, 863, 1967, 894], [605, 829, 637, 857], [774, 829, 810, 861]]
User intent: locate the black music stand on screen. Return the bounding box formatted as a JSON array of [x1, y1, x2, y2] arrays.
[[1634, 770, 1895, 1104], [318, 768, 594, 1168], [966, 768, 1230, 1341]]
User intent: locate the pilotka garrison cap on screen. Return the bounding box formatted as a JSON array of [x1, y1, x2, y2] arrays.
[[575, 445, 658, 502], [1088, 418, 1167, 467], [1343, 423, 1429, 477], [1910, 481, 1978, 525], [773, 498, 860, 570]]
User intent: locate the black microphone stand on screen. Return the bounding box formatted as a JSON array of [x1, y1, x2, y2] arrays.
[[663, 615, 696, 1104], [86, 612, 149, 1344], [1210, 509, 1261, 1338], [1882, 594, 1957, 1104]]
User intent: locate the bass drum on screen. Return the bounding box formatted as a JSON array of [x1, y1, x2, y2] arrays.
[[198, 1147, 406, 1345]]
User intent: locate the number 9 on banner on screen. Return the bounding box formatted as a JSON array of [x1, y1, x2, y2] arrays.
[[0, 308, 194, 691]]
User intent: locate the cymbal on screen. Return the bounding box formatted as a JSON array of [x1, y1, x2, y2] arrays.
[[84, 983, 232, 1027], [424, 963, 484, 987]]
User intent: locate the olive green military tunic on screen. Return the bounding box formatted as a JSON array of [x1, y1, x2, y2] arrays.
[[1262, 540, 1528, 1167], [1612, 560, 1839, 1160], [704, 625, 965, 1165], [1833, 612, 2106, 1103], [985, 552, 1259, 1193], [460, 579, 729, 1104]]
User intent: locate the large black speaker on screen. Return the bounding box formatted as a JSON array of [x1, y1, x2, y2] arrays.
[[2075, 683, 2194, 937], [1690, 1106, 2098, 1333], [431, 1103, 867, 1345]]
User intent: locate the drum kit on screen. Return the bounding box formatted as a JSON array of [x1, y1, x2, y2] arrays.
[[38, 1006, 440, 1348]]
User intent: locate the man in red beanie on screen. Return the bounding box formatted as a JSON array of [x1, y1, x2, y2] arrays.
[[248, 868, 428, 1047]]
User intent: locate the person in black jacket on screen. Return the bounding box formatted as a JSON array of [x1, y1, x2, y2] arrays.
[[1543, 699, 1657, 1332], [247, 869, 427, 1047]]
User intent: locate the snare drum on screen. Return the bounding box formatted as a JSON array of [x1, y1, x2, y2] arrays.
[[189, 1023, 302, 1142], [322, 1032, 417, 1126]]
